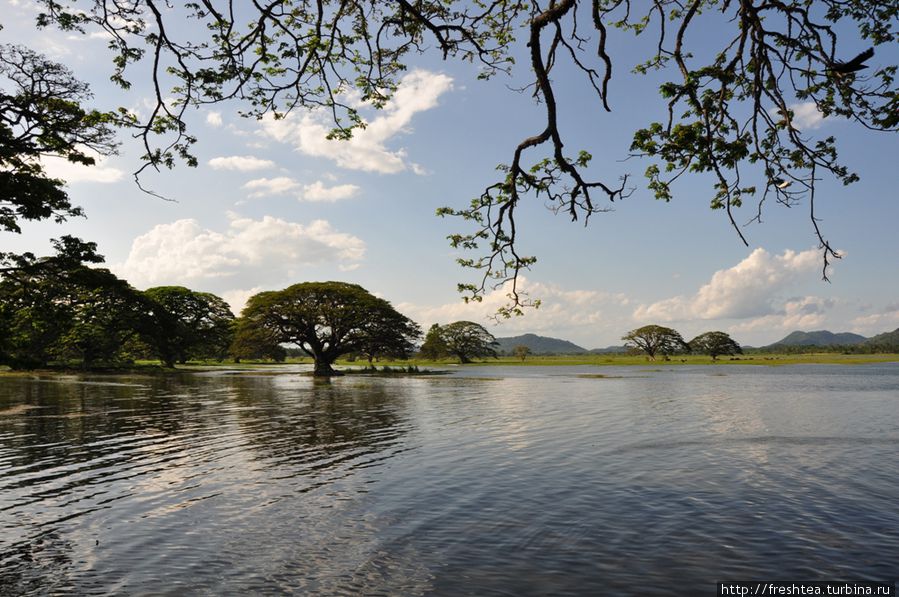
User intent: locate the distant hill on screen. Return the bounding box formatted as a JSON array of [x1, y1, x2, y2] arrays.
[[862, 328, 899, 349], [766, 330, 867, 348], [494, 334, 586, 355], [588, 345, 628, 354]]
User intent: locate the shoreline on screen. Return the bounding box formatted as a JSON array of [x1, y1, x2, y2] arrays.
[[1, 352, 897, 376]]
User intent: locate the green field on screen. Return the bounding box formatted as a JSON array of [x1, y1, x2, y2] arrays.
[[2, 352, 896, 376]]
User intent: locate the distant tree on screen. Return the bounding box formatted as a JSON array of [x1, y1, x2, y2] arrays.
[[229, 319, 286, 363], [438, 321, 499, 364], [418, 324, 449, 360], [238, 282, 420, 376], [355, 307, 421, 364], [513, 344, 531, 361], [622, 325, 689, 361], [689, 331, 743, 361], [0, 43, 120, 234], [143, 286, 235, 366]]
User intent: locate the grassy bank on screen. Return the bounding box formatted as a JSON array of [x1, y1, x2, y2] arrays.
[[2, 352, 896, 376]]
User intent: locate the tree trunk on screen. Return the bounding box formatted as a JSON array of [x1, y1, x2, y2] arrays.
[[313, 357, 341, 377]]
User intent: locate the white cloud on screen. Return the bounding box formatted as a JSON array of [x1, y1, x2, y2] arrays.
[[397, 277, 632, 348], [206, 111, 223, 127], [728, 296, 836, 335], [633, 248, 821, 322], [242, 176, 301, 198], [118, 214, 365, 288], [851, 307, 899, 336], [208, 155, 276, 171], [221, 287, 265, 316], [261, 69, 453, 174], [789, 102, 827, 130], [41, 155, 125, 184], [302, 181, 360, 202]]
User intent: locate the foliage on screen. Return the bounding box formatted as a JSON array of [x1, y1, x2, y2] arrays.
[[229, 320, 287, 363], [689, 331, 742, 361], [434, 321, 499, 364], [0, 239, 151, 368], [237, 282, 420, 376], [32, 2, 899, 315], [418, 323, 450, 360], [143, 286, 235, 366], [512, 344, 531, 361], [0, 42, 122, 234], [622, 325, 689, 360]]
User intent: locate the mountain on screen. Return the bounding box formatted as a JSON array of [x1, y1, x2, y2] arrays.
[[862, 328, 899, 349], [588, 345, 628, 354], [766, 330, 867, 347], [494, 334, 587, 355]]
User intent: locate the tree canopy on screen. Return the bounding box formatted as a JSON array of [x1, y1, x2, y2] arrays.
[[689, 331, 743, 360], [30, 1, 899, 314], [0, 42, 121, 234], [143, 286, 235, 366], [622, 325, 689, 360], [434, 321, 499, 363], [418, 323, 450, 360], [236, 281, 420, 376], [0, 239, 152, 368]]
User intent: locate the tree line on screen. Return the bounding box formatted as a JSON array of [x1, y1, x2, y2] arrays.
[[622, 325, 743, 361], [0, 242, 505, 374]]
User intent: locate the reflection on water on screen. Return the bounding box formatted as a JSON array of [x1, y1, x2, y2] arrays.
[[1, 364, 898, 595]]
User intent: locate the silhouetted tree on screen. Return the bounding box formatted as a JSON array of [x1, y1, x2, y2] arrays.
[[238, 282, 420, 376], [143, 286, 235, 366], [437, 321, 499, 364], [689, 331, 742, 361], [622, 325, 688, 361]]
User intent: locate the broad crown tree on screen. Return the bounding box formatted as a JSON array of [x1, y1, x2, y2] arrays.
[[622, 325, 689, 360], [236, 281, 420, 376], [689, 331, 742, 360], [143, 286, 235, 366], [436, 321, 500, 363]]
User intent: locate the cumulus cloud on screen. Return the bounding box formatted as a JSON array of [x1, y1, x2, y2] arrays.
[[206, 111, 223, 127], [118, 214, 365, 288], [261, 69, 453, 174], [242, 176, 301, 198], [41, 155, 125, 184], [302, 181, 360, 202], [728, 296, 837, 335], [633, 248, 821, 322], [208, 155, 275, 171]]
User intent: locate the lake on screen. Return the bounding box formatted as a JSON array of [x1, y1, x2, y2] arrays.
[[1, 364, 897, 595]]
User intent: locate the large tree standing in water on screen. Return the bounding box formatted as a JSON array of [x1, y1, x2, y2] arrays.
[[236, 282, 420, 376]]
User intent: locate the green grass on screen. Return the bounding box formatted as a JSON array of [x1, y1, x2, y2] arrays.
[[2, 352, 895, 376]]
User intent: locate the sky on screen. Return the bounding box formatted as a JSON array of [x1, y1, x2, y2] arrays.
[[3, 1, 898, 349]]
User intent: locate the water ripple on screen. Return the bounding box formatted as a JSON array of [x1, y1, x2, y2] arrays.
[[0, 365, 897, 594]]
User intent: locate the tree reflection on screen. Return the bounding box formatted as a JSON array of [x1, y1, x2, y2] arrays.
[[224, 376, 411, 483]]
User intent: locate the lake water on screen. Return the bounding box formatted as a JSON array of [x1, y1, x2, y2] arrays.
[[1, 364, 897, 595]]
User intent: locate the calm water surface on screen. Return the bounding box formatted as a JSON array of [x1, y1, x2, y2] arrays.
[[1, 364, 897, 595]]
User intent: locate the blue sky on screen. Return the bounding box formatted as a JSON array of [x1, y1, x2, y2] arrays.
[[3, 1, 898, 348]]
